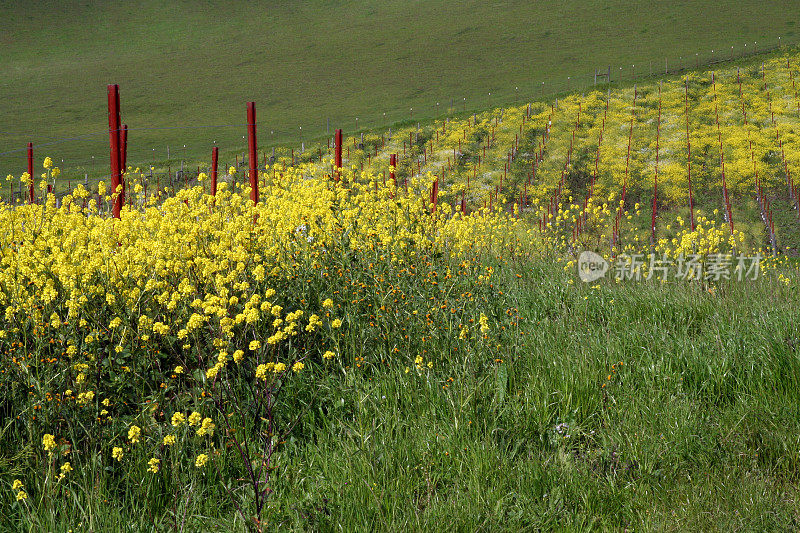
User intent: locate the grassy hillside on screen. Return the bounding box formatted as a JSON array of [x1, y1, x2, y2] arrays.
[[1, 0, 799, 177]]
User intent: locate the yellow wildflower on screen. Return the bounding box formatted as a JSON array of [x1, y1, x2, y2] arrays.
[[478, 312, 489, 333], [196, 418, 215, 437], [42, 434, 56, 452], [171, 412, 186, 427], [128, 425, 141, 444]]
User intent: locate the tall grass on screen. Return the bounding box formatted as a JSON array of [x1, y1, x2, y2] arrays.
[[3, 241, 798, 530]]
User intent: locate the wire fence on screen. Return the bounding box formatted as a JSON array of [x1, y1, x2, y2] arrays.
[[0, 36, 796, 190]]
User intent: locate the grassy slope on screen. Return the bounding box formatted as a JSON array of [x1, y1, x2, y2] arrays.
[[1, 0, 799, 175], [296, 266, 800, 531], [6, 257, 799, 531]]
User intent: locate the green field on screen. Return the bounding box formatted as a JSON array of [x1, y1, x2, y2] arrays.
[[2, 0, 799, 177]]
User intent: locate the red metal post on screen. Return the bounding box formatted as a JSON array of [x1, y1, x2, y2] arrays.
[[389, 153, 397, 187], [27, 142, 34, 204], [211, 146, 219, 196], [107, 84, 122, 218], [334, 129, 343, 181], [247, 102, 259, 203], [430, 177, 439, 213]]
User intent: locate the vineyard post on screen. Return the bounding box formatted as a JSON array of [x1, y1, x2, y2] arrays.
[[211, 146, 219, 197], [115, 88, 124, 209], [389, 153, 397, 187], [247, 102, 259, 204], [27, 142, 34, 204], [334, 129, 343, 181], [107, 84, 122, 219], [430, 176, 439, 213]]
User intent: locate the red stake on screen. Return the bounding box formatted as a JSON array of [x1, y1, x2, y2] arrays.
[[211, 146, 219, 197], [334, 129, 343, 181], [430, 176, 439, 213], [389, 153, 397, 187], [107, 84, 123, 218], [247, 102, 259, 204], [27, 142, 34, 204]]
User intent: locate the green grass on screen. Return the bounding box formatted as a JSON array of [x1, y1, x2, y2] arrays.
[[278, 263, 800, 530], [1, 0, 799, 177], [4, 251, 799, 530]]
